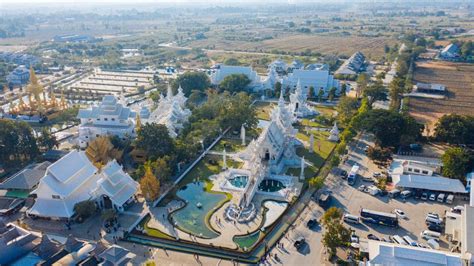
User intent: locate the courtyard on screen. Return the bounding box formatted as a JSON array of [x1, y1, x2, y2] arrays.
[[125, 98, 337, 261]]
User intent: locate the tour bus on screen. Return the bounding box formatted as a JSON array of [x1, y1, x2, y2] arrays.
[[348, 164, 360, 185], [360, 208, 398, 227]]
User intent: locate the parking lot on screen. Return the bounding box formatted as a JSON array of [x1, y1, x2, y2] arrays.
[[326, 133, 468, 250]]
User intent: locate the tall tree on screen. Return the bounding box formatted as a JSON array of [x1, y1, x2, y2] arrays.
[[219, 74, 251, 93], [318, 88, 324, 102], [140, 162, 160, 201], [328, 87, 337, 101], [441, 147, 471, 182], [136, 123, 175, 160], [37, 127, 59, 152], [0, 119, 38, 165], [363, 81, 388, 105], [336, 96, 359, 126], [171, 71, 211, 96], [434, 114, 474, 145], [85, 136, 123, 168], [356, 73, 369, 97]]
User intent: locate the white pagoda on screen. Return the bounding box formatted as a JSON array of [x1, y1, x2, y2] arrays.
[[289, 79, 318, 118], [240, 93, 299, 174], [77, 95, 136, 148], [262, 67, 280, 90], [146, 85, 191, 138], [328, 122, 340, 142], [28, 150, 138, 219]]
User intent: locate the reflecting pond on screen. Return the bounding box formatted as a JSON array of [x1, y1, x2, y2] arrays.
[[171, 182, 226, 239]]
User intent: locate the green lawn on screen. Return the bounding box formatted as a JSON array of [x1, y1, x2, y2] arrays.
[[254, 101, 274, 121], [315, 106, 336, 117], [211, 138, 246, 152]]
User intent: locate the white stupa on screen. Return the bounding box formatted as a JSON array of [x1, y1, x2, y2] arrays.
[[328, 122, 340, 142], [289, 79, 318, 118], [146, 85, 191, 138]]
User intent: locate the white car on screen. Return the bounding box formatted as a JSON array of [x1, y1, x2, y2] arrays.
[[394, 209, 407, 219], [429, 193, 436, 201]]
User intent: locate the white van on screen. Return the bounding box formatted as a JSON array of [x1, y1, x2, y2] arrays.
[[446, 194, 454, 204], [427, 239, 440, 250], [344, 214, 360, 224], [420, 230, 441, 240], [401, 190, 412, 199], [392, 235, 406, 245], [388, 189, 401, 198], [437, 193, 445, 203], [425, 216, 443, 225]]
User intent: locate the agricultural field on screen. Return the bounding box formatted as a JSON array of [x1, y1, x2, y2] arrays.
[[407, 61, 474, 133]]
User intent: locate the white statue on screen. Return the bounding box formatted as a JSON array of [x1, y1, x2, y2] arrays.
[[241, 124, 246, 146], [300, 156, 305, 181], [309, 134, 314, 153], [223, 148, 227, 170], [328, 122, 340, 142]]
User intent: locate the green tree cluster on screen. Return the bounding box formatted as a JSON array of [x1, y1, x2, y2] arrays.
[[0, 119, 39, 166], [171, 71, 211, 96], [434, 114, 474, 145], [358, 109, 423, 148], [321, 207, 351, 257], [441, 147, 472, 182], [219, 74, 251, 93]]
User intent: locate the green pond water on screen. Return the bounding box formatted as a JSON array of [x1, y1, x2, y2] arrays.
[[229, 175, 249, 188], [234, 231, 262, 249], [171, 182, 226, 239]]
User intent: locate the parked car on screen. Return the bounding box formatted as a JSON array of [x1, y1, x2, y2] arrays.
[[394, 209, 407, 219], [372, 172, 381, 178], [421, 230, 441, 240], [351, 233, 359, 243], [388, 189, 401, 198], [306, 219, 318, 229], [382, 237, 393, 243], [362, 176, 375, 182], [428, 223, 443, 233], [429, 193, 437, 201], [425, 216, 443, 226], [437, 193, 445, 203], [368, 234, 380, 241], [403, 235, 418, 247], [340, 170, 348, 179], [400, 190, 412, 199], [451, 206, 464, 214], [294, 237, 306, 251], [344, 214, 361, 224], [421, 193, 428, 201], [427, 213, 440, 219], [358, 185, 367, 192], [446, 194, 454, 204]]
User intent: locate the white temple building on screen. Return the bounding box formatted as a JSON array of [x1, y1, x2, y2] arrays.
[[210, 65, 263, 91], [28, 150, 138, 219], [281, 69, 340, 96], [145, 85, 191, 138], [77, 95, 136, 148], [289, 79, 318, 118]]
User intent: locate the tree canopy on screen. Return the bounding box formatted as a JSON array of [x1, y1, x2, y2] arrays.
[[434, 114, 474, 145], [219, 74, 251, 93], [358, 109, 423, 147], [140, 162, 160, 201], [37, 127, 59, 152], [321, 207, 351, 257], [171, 71, 210, 96], [441, 147, 471, 182], [85, 136, 123, 168], [336, 96, 359, 126], [136, 123, 175, 160], [363, 80, 388, 105], [0, 119, 38, 166]]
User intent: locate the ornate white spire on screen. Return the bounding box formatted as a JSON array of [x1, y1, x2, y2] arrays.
[[278, 89, 285, 107], [167, 85, 173, 100]]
